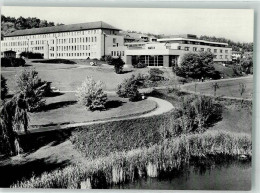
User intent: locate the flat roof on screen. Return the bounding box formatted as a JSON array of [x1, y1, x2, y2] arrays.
[[157, 38, 228, 46], [5, 21, 120, 37]]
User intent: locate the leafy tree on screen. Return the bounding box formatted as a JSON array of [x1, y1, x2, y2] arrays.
[[15, 16, 27, 30], [0, 93, 29, 155], [117, 75, 142, 101], [112, 56, 125, 74], [175, 52, 220, 79], [16, 68, 52, 112], [175, 95, 223, 134], [39, 20, 48, 28], [1, 14, 58, 38], [1, 75, 8, 100], [240, 55, 253, 74], [76, 77, 107, 111]]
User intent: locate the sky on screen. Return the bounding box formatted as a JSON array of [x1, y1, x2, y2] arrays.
[[1, 6, 254, 43]]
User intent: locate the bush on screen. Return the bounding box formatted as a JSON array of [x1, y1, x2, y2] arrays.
[[1, 58, 25, 67], [1, 75, 8, 100], [133, 62, 147, 68], [112, 57, 125, 74], [104, 55, 113, 65], [117, 75, 142, 101], [16, 68, 52, 112], [240, 55, 253, 74], [232, 65, 244, 77], [76, 77, 107, 111], [149, 68, 164, 81], [32, 59, 76, 64], [176, 52, 221, 80], [20, 51, 43, 59], [175, 95, 223, 134]]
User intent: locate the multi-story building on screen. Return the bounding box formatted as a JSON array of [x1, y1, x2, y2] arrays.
[[125, 35, 232, 67], [1, 21, 124, 60], [1, 22, 232, 68]]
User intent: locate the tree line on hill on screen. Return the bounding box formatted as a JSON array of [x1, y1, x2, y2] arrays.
[[199, 35, 253, 53], [1, 14, 64, 40]]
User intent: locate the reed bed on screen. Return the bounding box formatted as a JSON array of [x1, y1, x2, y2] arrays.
[[12, 130, 251, 189]]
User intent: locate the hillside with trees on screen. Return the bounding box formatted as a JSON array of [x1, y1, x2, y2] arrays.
[[1, 15, 64, 40], [199, 35, 253, 53]]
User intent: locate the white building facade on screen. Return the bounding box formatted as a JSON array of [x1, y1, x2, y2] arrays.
[[1, 21, 123, 60], [125, 37, 232, 67]]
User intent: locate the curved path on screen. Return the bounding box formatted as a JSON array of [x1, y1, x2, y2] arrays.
[[21, 97, 174, 134]]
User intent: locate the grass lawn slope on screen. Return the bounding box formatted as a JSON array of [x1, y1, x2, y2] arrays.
[[29, 92, 157, 127], [181, 76, 253, 99]]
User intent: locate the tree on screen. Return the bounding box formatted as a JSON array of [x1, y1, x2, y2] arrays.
[[176, 95, 223, 134], [39, 20, 48, 28], [0, 93, 29, 155], [76, 77, 107, 111], [15, 16, 27, 30], [211, 82, 220, 96], [117, 75, 142, 101], [1, 75, 8, 100], [16, 68, 52, 112], [112, 56, 125, 74], [239, 82, 246, 97], [175, 52, 220, 79], [240, 55, 253, 74]]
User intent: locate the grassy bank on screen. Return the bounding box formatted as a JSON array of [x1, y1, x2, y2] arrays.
[[181, 76, 253, 99], [12, 130, 251, 189], [70, 110, 175, 159], [148, 88, 252, 134]]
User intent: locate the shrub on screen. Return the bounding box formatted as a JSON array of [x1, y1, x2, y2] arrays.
[[112, 57, 125, 74], [1, 75, 8, 100], [117, 75, 141, 101], [104, 55, 113, 65], [232, 65, 243, 77], [20, 51, 43, 59], [133, 62, 147, 68], [16, 68, 52, 112], [149, 68, 164, 81], [76, 77, 107, 111], [175, 95, 223, 134], [32, 59, 76, 64], [176, 52, 221, 80], [1, 58, 25, 67]]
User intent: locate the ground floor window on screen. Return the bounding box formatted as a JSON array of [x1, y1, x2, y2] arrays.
[[132, 55, 164, 67], [169, 55, 179, 67]]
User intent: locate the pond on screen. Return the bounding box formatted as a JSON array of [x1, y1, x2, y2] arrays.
[[112, 159, 251, 190]]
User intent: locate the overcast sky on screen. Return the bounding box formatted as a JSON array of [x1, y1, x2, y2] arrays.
[[1, 7, 254, 43]]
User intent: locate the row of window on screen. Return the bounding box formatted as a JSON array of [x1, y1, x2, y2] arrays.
[[172, 40, 227, 48], [111, 51, 124, 56], [4, 29, 103, 41], [5, 29, 119, 42], [214, 55, 230, 59], [57, 52, 94, 57], [56, 44, 95, 51], [181, 46, 230, 53], [4, 36, 99, 47], [57, 36, 97, 44]]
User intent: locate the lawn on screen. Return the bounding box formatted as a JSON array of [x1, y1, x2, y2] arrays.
[[181, 76, 253, 99], [29, 92, 157, 128], [1, 59, 174, 92]]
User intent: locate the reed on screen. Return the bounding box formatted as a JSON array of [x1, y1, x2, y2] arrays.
[[12, 130, 251, 189]]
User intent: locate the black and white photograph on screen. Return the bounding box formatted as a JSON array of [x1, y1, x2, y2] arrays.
[[0, 6, 254, 190]]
